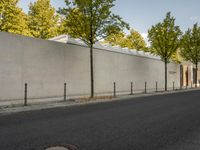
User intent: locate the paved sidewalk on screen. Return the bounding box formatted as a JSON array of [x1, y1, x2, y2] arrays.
[[0, 88, 199, 115]]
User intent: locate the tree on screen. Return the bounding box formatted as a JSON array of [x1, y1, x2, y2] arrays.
[[126, 30, 147, 50], [0, 0, 30, 36], [104, 29, 147, 51], [104, 31, 127, 47], [180, 23, 200, 87], [56, 15, 68, 35], [59, 0, 129, 97], [171, 50, 181, 64], [148, 12, 182, 91], [28, 0, 58, 39], [0, 1, 3, 13]]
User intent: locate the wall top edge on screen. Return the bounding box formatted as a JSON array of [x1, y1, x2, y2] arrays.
[[0, 31, 161, 60]]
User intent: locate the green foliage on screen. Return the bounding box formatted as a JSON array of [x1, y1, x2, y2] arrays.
[[148, 12, 182, 63], [0, 0, 31, 36], [126, 30, 147, 50], [171, 50, 181, 64], [56, 15, 68, 35], [180, 23, 200, 65], [58, 0, 129, 45], [28, 0, 58, 39], [0, 1, 3, 13], [104, 29, 147, 51], [104, 31, 127, 47]]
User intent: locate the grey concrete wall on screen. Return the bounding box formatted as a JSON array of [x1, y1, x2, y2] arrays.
[[94, 47, 180, 94], [0, 32, 180, 101]]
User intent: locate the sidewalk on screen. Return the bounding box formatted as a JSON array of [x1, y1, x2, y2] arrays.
[[0, 88, 199, 116]]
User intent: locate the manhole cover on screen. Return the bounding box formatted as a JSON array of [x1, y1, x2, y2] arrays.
[[45, 146, 69, 150], [44, 145, 78, 150]]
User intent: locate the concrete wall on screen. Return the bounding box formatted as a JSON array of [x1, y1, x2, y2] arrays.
[[94, 49, 180, 94], [0, 32, 180, 101]]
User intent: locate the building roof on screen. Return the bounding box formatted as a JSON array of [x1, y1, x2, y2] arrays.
[[49, 34, 161, 60], [49, 34, 69, 43]]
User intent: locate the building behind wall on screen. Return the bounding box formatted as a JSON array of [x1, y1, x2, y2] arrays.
[[0, 32, 183, 103], [180, 63, 200, 87]]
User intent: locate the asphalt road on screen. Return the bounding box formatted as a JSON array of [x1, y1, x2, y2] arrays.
[[1, 90, 200, 150]]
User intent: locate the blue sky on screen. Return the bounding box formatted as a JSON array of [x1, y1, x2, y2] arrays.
[[19, 0, 200, 37]]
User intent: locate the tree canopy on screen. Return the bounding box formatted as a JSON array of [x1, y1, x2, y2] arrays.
[[28, 0, 58, 39], [104, 31, 127, 47], [126, 30, 147, 50], [104, 29, 147, 51], [58, 0, 129, 45], [0, 0, 30, 36], [148, 12, 182, 63], [180, 23, 200, 65]]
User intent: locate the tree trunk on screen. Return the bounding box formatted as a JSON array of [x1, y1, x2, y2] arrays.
[[195, 63, 198, 88], [165, 60, 168, 91], [90, 44, 94, 98]]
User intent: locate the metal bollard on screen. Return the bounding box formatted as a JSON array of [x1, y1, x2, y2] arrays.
[[64, 83, 67, 101], [131, 82, 133, 95], [145, 81, 147, 94], [114, 82, 116, 97], [191, 82, 193, 89], [24, 83, 28, 106], [173, 82, 175, 91], [156, 81, 158, 92]]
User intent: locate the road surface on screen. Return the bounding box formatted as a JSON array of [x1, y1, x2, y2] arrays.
[[1, 90, 200, 150]]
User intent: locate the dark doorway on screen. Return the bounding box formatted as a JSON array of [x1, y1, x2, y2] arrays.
[[193, 68, 197, 85], [186, 67, 189, 86], [180, 65, 183, 87]]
